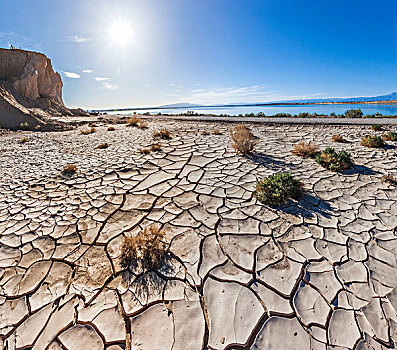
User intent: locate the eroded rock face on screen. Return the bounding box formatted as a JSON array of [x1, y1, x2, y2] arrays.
[[0, 48, 81, 130], [0, 48, 63, 104]]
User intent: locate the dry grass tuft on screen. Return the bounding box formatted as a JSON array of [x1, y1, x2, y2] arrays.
[[62, 163, 78, 175], [212, 129, 222, 135], [107, 126, 116, 131], [120, 225, 167, 271], [382, 174, 397, 186], [139, 148, 151, 154], [230, 124, 257, 154], [138, 121, 148, 129], [89, 122, 97, 127], [291, 141, 319, 158], [153, 129, 172, 139], [201, 131, 210, 135], [332, 134, 346, 143], [126, 116, 142, 127], [97, 143, 109, 149], [81, 127, 96, 135], [19, 137, 29, 143], [150, 143, 162, 152]]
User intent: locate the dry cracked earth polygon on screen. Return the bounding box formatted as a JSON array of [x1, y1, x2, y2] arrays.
[[0, 121, 396, 350]]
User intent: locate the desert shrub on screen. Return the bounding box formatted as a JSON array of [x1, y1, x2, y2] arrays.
[[360, 135, 385, 148], [81, 127, 96, 134], [382, 131, 397, 141], [89, 122, 97, 127], [20, 122, 29, 130], [332, 134, 346, 143], [254, 172, 303, 207], [139, 148, 151, 154], [153, 129, 172, 139], [315, 148, 353, 171], [201, 131, 210, 135], [344, 109, 363, 118], [62, 163, 77, 175], [371, 124, 382, 131], [120, 225, 167, 271], [297, 112, 312, 118], [138, 121, 148, 129], [273, 113, 292, 118], [150, 143, 162, 152], [127, 116, 142, 126], [230, 124, 257, 154], [212, 129, 222, 135], [382, 174, 397, 186], [291, 141, 319, 158], [107, 126, 116, 131], [97, 143, 109, 149], [19, 137, 29, 143]]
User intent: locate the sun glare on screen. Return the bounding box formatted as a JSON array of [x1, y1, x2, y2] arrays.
[[108, 19, 133, 47]]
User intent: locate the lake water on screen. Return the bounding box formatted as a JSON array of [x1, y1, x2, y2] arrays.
[[108, 103, 397, 116]]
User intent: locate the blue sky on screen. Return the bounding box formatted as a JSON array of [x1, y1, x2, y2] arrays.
[[0, 0, 396, 109]]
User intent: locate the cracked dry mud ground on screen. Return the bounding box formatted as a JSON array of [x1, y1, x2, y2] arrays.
[[0, 120, 397, 350]]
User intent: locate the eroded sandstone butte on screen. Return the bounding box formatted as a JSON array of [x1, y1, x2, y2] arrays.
[[0, 48, 85, 130]]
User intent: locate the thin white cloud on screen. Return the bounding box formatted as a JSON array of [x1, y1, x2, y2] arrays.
[[145, 84, 151, 88], [102, 82, 119, 90], [94, 77, 110, 81], [67, 35, 89, 43], [181, 85, 327, 104], [82, 69, 93, 74], [62, 71, 80, 79]]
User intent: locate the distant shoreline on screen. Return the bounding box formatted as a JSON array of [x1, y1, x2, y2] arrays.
[[95, 100, 397, 113]]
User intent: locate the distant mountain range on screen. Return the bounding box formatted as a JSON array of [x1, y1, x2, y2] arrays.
[[96, 92, 397, 112], [159, 92, 397, 109], [271, 92, 397, 104]]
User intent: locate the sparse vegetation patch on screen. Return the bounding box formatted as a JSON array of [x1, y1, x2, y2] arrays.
[[382, 174, 397, 186], [230, 124, 257, 155], [360, 135, 385, 148], [81, 127, 96, 135], [150, 143, 162, 152], [153, 129, 172, 139], [126, 116, 142, 127], [315, 147, 353, 171], [97, 143, 109, 149], [371, 124, 382, 131], [254, 172, 303, 207], [62, 163, 78, 175], [382, 131, 397, 141], [291, 141, 319, 158], [120, 225, 167, 271], [332, 134, 346, 143]]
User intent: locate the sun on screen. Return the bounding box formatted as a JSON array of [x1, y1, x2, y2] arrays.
[[108, 19, 133, 47]]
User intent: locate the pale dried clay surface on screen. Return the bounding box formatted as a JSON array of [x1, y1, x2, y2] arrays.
[[0, 120, 396, 350]]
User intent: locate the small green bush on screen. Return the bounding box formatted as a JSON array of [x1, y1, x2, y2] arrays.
[[344, 109, 363, 118], [315, 148, 353, 172], [254, 172, 303, 207], [20, 122, 29, 130], [382, 131, 397, 141], [371, 124, 382, 131], [360, 135, 385, 148]]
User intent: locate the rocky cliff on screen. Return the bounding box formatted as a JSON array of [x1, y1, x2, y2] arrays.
[[0, 48, 84, 130]]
